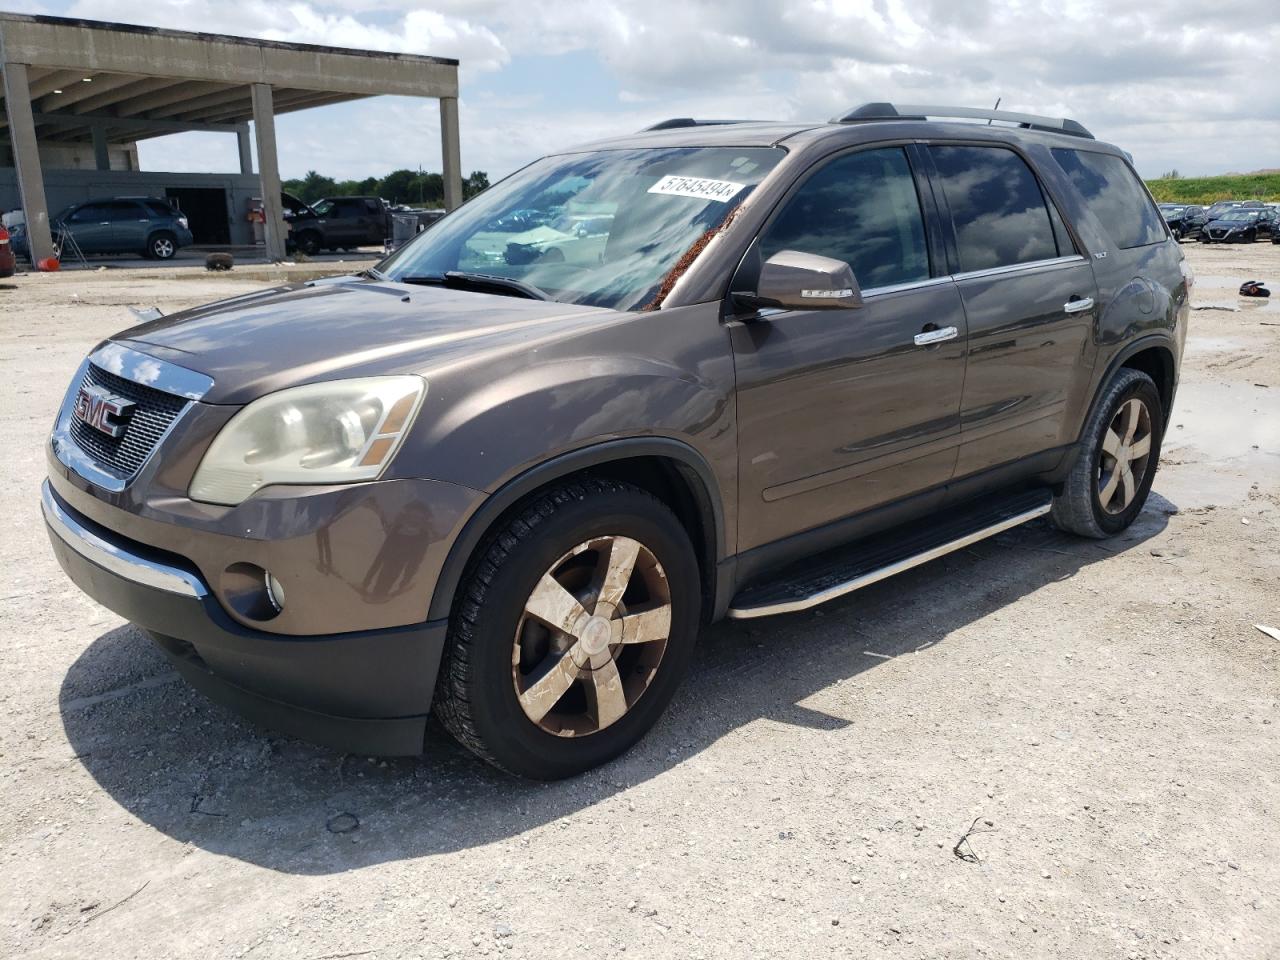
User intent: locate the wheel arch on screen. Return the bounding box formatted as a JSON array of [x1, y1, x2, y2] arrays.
[[1084, 335, 1178, 436], [425, 438, 726, 623]]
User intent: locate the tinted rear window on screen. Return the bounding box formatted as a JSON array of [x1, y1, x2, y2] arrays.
[[1051, 149, 1165, 249], [143, 200, 174, 218], [929, 145, 1060, 273]]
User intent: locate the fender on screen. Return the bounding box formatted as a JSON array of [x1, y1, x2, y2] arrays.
[[1074, 331, 1178, 453], [425, 436, 727, 622]]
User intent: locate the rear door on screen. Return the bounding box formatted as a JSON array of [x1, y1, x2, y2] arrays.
[[730, 145, 968, 550], [926, 144, 1098, 481], [105, 200, 148, 252]]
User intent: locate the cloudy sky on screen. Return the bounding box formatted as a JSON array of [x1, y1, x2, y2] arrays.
[[21, 0, 1280, 180]]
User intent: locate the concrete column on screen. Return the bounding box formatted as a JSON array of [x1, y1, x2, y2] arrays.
[[236, 122, 253, 175], [440, 96, 462, 211], [91, 126, 110, 171], [2, 62, 55, 265], [250, 83, 285, 260]]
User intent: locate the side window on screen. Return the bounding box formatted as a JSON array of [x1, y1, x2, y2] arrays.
[[929, 145, 1060, 273], [69, 204, 107, 223], [1050, 148, 1165, 249], [365, 199, 382, 214], [105, 201, 143, 221], [144, 200, 173, 218], [759, 147, 930, 290], [336, 200, 364, 218]]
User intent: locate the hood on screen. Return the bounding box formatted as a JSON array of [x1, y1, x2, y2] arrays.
[[115, 276, 616, 404], [1206, 218, 1251, 229]]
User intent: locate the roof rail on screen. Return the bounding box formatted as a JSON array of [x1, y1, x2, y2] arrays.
[[832, 102, 1094, 140], [640, 118, 756, 132]]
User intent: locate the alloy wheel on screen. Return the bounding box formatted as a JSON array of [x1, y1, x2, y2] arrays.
[[153, 238, 175, 258], [511, 535, 672, 737], [1097, 397, 1153, 515]]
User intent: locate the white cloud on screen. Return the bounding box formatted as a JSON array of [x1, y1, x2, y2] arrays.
[[58, 0, 1280, 178]]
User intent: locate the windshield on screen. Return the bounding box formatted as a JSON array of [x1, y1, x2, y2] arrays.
[[1220, 210, 1259, 222], [378, 146, 784, 311]]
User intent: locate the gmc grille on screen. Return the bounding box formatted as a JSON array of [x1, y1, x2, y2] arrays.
[[68, 363, 189, 477]]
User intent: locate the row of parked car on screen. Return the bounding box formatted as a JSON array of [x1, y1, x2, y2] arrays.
[[1159, 199, 1280, 243], [6, 192, 407, 264]]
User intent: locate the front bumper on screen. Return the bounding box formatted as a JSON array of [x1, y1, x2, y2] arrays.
[[43, 480, 447, 755]]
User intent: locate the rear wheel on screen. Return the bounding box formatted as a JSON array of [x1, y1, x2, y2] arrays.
[[1051, 369, 1163, 538], [434, 478, 701, 779]]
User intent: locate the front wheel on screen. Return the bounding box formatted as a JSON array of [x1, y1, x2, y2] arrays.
[[434, 478, 701, 779], [1051, 369, 1164, 538]]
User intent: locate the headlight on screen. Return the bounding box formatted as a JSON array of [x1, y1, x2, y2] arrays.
[[189, 376, 426, 506], [177, 216, 189, 229]]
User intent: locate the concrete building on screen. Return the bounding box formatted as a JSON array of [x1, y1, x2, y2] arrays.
[[0, 13, 461, 263]]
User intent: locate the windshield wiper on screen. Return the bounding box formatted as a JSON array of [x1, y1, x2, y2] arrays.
[[397, 271, 551, 301], [361, 266, 387, 281]]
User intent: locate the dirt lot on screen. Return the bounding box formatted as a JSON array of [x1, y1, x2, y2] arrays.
[[2, 244, 1278, 960]]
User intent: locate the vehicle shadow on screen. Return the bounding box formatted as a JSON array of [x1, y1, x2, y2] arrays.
[[59, 496, 1175, 875]]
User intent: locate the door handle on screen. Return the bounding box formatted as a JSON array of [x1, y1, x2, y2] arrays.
[[1063, 297, 1095, 314], [914, 325, 959, 347]]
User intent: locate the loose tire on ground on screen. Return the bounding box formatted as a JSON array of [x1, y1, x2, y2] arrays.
[[1051, 368, 1164, 539], [433, 478, 701, 779]]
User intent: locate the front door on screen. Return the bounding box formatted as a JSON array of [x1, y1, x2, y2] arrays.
[[62, 202, 114, 254], [925, 144, 1099, 479], [731, 146, 967, 551]]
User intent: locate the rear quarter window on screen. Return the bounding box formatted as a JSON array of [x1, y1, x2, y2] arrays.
[[143, 201, 174, 218], [1051, 149, 1166, 249]]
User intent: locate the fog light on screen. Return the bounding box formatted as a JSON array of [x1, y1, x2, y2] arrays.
[[266, 572, 286, 611]]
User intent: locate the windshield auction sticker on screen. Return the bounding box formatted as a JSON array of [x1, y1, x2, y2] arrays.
[[647, 175, 745, 202]]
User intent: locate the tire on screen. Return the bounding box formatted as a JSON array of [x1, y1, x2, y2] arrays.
[[434, 478, 701, 779], [148, 232, 177, 260], [1051, 368, 1164, 539], [295, 231, 321, 257]]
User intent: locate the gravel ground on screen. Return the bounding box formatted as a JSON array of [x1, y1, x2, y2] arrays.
[[1, 244, 1278, 960]]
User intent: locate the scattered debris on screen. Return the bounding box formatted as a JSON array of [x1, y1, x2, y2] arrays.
[[189, 793, 226, 818], [1254, 625, 1280, 643], [953, 816, 997, 863], [128, 306, 164, 323], [83, 880, 149, 924], [326, 812, 360, 834]]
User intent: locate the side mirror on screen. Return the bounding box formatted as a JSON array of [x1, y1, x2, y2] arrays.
[[733, 249, 863, 312]]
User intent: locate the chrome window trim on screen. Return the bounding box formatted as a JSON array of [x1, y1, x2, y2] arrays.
[[950, 255, 1086, 283], [859, 255, 1086, 300], [41, 480, 207, 598], [88, 342, 214, 400], [861, 275, 953, 299]]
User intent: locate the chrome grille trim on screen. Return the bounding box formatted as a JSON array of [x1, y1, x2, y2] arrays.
[[50, 344, 214, 491]]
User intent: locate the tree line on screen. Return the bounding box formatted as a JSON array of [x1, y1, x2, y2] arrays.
[[283, 169, 491, 207]]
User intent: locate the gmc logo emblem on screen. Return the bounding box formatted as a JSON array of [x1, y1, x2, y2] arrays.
[[73, 384, 135, 438]]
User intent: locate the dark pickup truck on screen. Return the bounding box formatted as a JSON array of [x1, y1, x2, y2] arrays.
[[287, 196, 391, 255]]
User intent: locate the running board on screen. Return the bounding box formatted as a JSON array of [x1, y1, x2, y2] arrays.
[[726, 489, 1053, 619]]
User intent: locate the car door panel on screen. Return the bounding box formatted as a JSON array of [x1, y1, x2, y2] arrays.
[[952, 258, 1098, 476], [729, 144, 965, 552], [732, 281, 967, 548], [924, 143, 1100, 482]]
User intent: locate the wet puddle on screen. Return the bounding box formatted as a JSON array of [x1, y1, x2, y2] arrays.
[[1157, 380, 1279, 508]]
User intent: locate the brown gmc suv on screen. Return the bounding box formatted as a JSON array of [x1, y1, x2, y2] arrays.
[[43, 104, 1190, 779]]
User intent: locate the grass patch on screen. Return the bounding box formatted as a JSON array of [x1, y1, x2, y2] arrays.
[[1145, 173, 1280, 205]]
